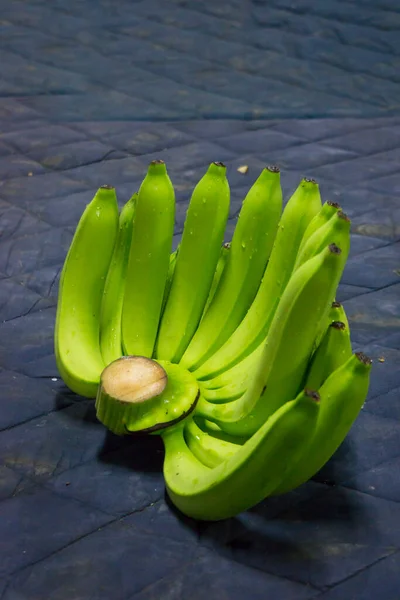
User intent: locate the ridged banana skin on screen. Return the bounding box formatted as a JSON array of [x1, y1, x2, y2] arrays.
[[201, 243, 230, 318], [184, 418, 242, 468], [156, 162, 230, 363], [201, 341, 264, 392], [196, 244, 346, 437], [122, 161, 175, 358], [294, 210, 351, 271], [309, 213, 351, 349], [181, 167, 282, 371], [195, 417, 249, 445], [297, 201, 340, 256], [194, 177, 322, 381], [99, 194, 137, 366], [272, 352, 372, 496], [305, 321, 352, 390], [162, 390, 319, 521], [55, 186, 119, 397], [161, 245, 179, 316], [202, 343, 264, 404], [202, 384, 242, 403]]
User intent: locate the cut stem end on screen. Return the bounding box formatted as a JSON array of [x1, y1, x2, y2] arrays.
[[101, 356, 167, 405], [96, 357, 199, 436]]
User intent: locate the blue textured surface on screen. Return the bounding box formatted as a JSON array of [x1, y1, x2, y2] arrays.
[[1, 0, 400, 598]]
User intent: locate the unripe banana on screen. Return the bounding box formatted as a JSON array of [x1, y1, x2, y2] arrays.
[[201, 341, 264, 392], [196, 243, 346, 436], [202, 382, 243, 403], [181, 166, 282, 371], [161, 244, 180, 316], [313, 300, 350, 352], [55, 185, 119, 397], [305, 321, 352, 390], [329, 301, 349, 330], [100, 194, 136, 366], [184, 417, 242, 468], [201, 243, 230, 318], [195, 417, 249, 445], [122, 160, 175, 358], [162, 388, 320, 520], [273, 352, 372, 495], [156, 162, 230, 363], [297, 201, 341, 256], [194, 177, 321, 380], [300, 213, 351, 353], [294, 210, 351, 271], [202, 342, 264, 404]]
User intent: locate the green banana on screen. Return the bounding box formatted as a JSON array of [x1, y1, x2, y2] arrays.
[[313, 300, 350, 352], [201, 340, 264, 392], [184, 417, 242, 468], [273, 352, 372, 495], [196, 243, 346, 436], [55, 185, 119, 398], [195, 417, 249, 444], [299, 212, 351, 354], [202, 383, 242, 403], [201, 343, 264, 404], [297, 200, 340, 256], [305, 320, 352, 390], [156, 162, 230, 363], [161, 244, 180, 316], [294, 210, 351, 271], [329, 301, 349, 329], [162, 388, 320, 520], [99, 194, 137, 366], [181, 166, 282, 371], [122, 160, 175, 358], [194, 177, 322, 380], [201, 243, 230, 318]]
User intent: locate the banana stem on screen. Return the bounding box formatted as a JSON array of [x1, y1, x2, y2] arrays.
[[96, 356, 168, 434], [96, 356, 199, 435]]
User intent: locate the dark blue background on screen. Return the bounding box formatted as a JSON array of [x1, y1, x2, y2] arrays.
[[0, 0, 399, 598]]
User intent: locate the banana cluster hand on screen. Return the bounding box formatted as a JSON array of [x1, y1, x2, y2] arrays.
[[55, 160, 372, 520]]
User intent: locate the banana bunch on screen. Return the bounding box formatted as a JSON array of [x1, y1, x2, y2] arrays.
[[55, 160, 372, 521]]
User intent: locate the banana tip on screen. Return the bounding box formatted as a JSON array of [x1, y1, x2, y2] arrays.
[[331, 321, 346, 330], [150, 159, 165, 165], [329, 243, 342, 255], [267, 164, 280, 173], [355, 352, 373, 366], [100, 184, 114, 190], [337, 210, 351, 222], [304, 177, 317, 184], [305, 389, 320, 402], [213, 161, 226, 168], [331, 301, 342, 308]]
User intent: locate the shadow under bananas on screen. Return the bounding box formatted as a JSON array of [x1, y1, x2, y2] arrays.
[[162, 438, 362, 586], [54, 389, 100, 423], [310, 436, 354, 487], [164, 480, 366, 588], [53, 389, 165, 472], [54, 387, 361, 578], [53, 388, 84, 412], [98, 430, 165, 473]]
